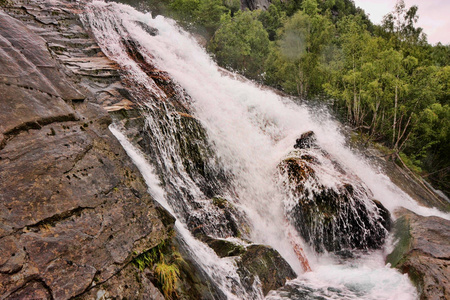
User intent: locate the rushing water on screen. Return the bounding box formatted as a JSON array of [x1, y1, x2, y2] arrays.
[[83, 1, 448, 298]]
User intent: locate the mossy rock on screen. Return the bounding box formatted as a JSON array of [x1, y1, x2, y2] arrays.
[[237, 245, 296, 296], [386, 216, 412, 268], [197, 235, 245, 257], [212, 196, 231, 209], [386, 209, 450, 300]]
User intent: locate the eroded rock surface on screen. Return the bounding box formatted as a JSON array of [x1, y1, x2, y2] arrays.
[[0, 1, 172, 298], [387, 209, 450, 300]]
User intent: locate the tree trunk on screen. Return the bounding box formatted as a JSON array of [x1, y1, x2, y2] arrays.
[[392, 78, 398, 146]]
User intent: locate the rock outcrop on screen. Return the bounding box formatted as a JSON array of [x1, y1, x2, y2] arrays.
[[240, 0, 270, 11], [387, 209, 450, 300], [0, 1, 172, 298], [237, 244, 296, 296], [198, 236, 297, 296], [279, 131, 390, 253]]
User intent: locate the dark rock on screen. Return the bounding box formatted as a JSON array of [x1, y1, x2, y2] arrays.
[[0, 11, 84, 101], [279, 135, 390, 253], [240, 0, 270, 11], [135, 20, 159, 36], [386, 209, 450, 300], [237, 245, 297, 296], [197, 235, 246, 257], [294, 130, 317, 149]]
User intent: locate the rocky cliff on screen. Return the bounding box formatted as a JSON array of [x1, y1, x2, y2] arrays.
[[240, 0, 270, 11], [0, 0, 172, 298]]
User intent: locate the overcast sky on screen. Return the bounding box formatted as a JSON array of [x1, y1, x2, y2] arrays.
[[353, 0, 450, 45]]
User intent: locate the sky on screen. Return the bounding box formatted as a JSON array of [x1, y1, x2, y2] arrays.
[[353, 0, 450, 45]]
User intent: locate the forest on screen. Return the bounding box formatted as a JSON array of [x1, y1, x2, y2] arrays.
[[145, 0, 450, 196]]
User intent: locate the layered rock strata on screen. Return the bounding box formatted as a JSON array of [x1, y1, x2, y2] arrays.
[[0, 1, 171, 298]]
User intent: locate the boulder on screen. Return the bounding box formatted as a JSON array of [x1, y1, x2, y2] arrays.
[[192, 235, 296, 296], [387, 209, 450, 300], [197, 235, 246, 258], [237, 245, 297, 296], [278, 131, 390, 253], [293, 130, 317, 149]]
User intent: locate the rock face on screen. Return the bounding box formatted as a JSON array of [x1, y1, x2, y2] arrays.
[[278, 131, 390, 253], [0, 1, 172, 299], [240, 0, 270, 11], [387, 209, 450, 300]]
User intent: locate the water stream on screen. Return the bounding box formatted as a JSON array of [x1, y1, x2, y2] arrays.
[[83, 1, 448, 298]]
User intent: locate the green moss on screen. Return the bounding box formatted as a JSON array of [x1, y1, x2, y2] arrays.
[[212, 196, 230, 208], [386, 216, 412, 267], [202, 237, 245, 257]]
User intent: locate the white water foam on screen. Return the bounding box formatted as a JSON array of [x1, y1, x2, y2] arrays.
[[267, 251, 418, 299]]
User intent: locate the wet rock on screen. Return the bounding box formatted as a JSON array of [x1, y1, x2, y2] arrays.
[[0, 2, 173, 299], [237, 245, 297, 296], [387, 209, 450, 300], [135, 20, 159, 36], [170, 237, 228, 300], [197, 235, 246, 257], [187, 199, 244, 239], [0, 11, 84, 101], [294, 130, 317, 149], [278, 132, 390, 253], [182, 196, 251, 240]]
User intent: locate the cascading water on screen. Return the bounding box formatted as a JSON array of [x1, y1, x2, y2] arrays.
[[83, 1, 449, 299]]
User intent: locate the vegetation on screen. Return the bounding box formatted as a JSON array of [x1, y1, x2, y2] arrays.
[[133, 240, 183, 299], [149, 0, 449, 196]]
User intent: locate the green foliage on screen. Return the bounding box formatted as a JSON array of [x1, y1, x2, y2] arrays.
[[223, 0, 240, 15], [258, 3, 286, 40], [155, 262, 180, 299], [133, 241, 165, 271], [160, 0, 230, 36], [133, 240, 184, 299], [209, 10, 270, 80], [398, 152, 422, 174], [265, 7, 333, 97]]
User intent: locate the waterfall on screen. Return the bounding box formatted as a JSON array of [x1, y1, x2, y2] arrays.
[[83, 1, 448, 298]]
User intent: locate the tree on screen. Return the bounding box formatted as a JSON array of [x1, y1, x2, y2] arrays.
[[382, 0, 427, 51], [406, 103, 450, 194], [266, 3, 332, 97], [208, 11, 270, 80], [258, 2, 286, 41]]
